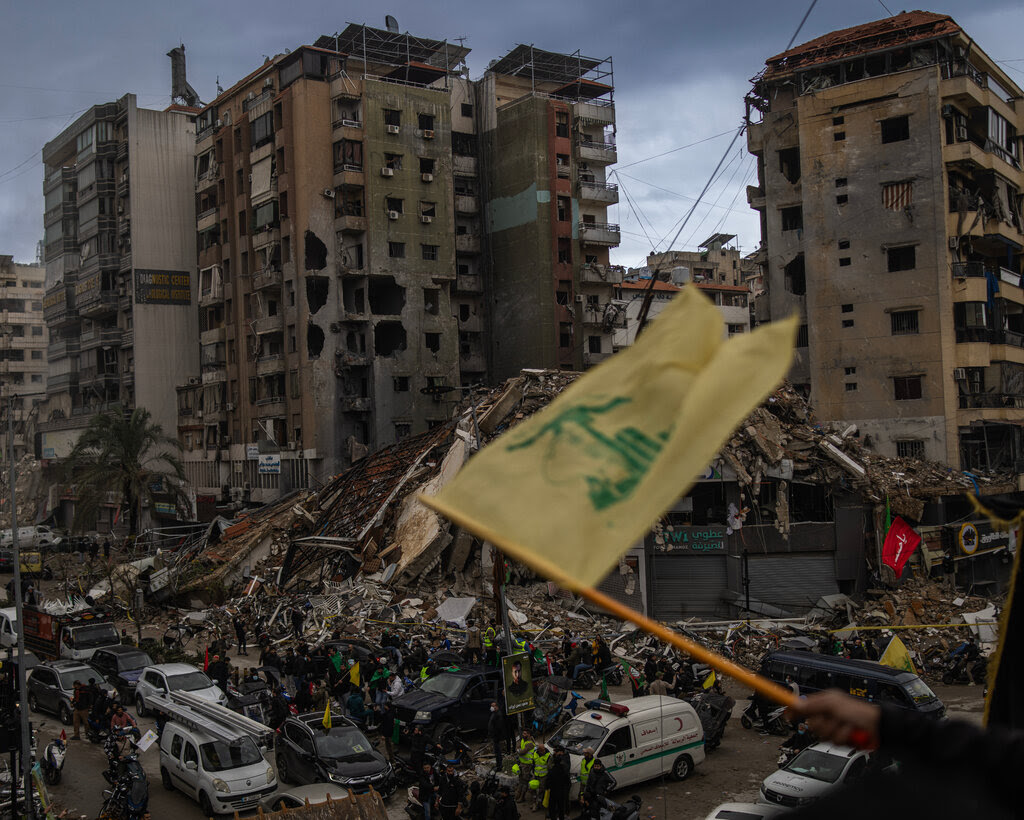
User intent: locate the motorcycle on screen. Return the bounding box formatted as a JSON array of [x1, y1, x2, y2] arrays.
[[99, 752, 148, 820], [40, 735, 66, 786], [686, 691, 735, 753], [226, 667, 277, 725], [575, 664, 624, 690], [740, 700, 789, 735], [592, 794, 643, 820], [941, 643, 986, 685]]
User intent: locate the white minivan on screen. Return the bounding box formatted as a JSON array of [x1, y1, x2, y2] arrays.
[[0, 527, 60, 549], [549, 696, 705, 794], [0, 608, 17, 647], [160, 721, 277, 817]]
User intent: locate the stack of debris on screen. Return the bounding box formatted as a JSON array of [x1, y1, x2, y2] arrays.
[[0, 454, 46, 528]]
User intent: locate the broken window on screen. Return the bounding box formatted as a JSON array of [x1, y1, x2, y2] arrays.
[[250, 112, 273, 149], [778, 147, 800, 184], [424, 332, 441, 353], [556, 290, 569, 306], [893, 375, 923, 401], [887, 245, 916, 272], [954, 302, 989, 342], [420, 201, 437, 218], [841, 304, 853, 313], [559, 322, 572, 348], [780, 206, 803, 232], [420, 157, 435, 175], [881, 115, 910, 144], [783, 255, 805, 295], [304, 230, 327, 270], [393, 376, 410, 392], [386, 197, 403, 214], [896, 440, 925, 458], [557, 238, 572, 264], [458, 303, 470, 322], [307, 323, 324, 359], [461, 103, 473, 118], [336, 185, 364, 218], [383, 109, 401, 127], [836, 194, 848, 205], [842, 319, 854, 328], [834, 132, 846, 142], [839, 257, 851, 267], [557, 196, 571, 222], [845, 382, 857, 391], [388, 242, 405, 259], [556, 111, 570, 138], [368, 277, 405, 315], [374, 322, 406, 355], [836, 178, 848, 188], [588, 336, 602, 354], [796, 324, 809, 348], [790, 483, 833, 522], [423, 288, 440, 315], [418, 113, 435, 131], [334, 139, 363, 171], [305, 275, 328, 314], [384, 153, 403, 171], [394, 422, 411, 440], [891, 310, 920, 335], [556, 154, 570, 178], [452, 132, 477, 155]]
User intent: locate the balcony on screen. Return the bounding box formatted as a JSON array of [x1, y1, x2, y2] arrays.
[[577, 139, 617, 165], [959, 392, 1024, 410], [746, 184, 766, 210], [952, 262, 1022, 288], [456, 273, 483, 293], [78, 288, 119, 318], [255, 396, 287, 417], [199, 281, 225, 307], [119, 252, 132, 273], [575, 102, 616, 125], [197, 207, 218, 233], [456, 234, 481, 254], [122, 329, 134, 347], [580, 263, 624, 284], [117, 174, 129, 198], [335, 213, 367, 234], [455, 194, 479, 215], [579, 221, 621, 246], [251, 266, 282, 291], [116, 141, 128, 163], [78, 366, 120, 389], [453, 155, 477, 176], [200, 327, 225, 347], [201, 367, 228, 384], [582, 304, 627, 329], [46, 371, 79, 393], [578, 180, 619, 205], [339, 396, 372, 412], [255, 354, 286, 376], [43, 284, 77, 327], [80, 327, 123, 349], [251, 226, 280, 251], [253, 314, 284, 335], [47, 338, 80, 360]]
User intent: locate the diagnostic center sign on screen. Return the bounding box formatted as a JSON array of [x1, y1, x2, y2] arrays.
[[135, 269, 191, 305]]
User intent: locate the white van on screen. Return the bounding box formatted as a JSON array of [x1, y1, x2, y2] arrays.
[[549, 696, 705, 794], [0, 527, 60, 549], [160, 721, 277, 816], [0, 608, 16, 647]]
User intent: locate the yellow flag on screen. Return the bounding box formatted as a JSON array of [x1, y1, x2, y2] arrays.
[[421, 288, 796, 589], [702, 670, 716, 690], [349, 661, 360, 686], [878, 635, 917, 675], [322, 701, 332, 731]]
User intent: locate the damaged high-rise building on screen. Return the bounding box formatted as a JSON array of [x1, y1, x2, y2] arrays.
[[746, 11, 1024, 473], [176, 25, 620, 507]]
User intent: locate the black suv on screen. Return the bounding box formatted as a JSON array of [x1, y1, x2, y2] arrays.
[[89, 645, 154, 703], [393, 666, 503, 739], [275, 712, 393, 795]]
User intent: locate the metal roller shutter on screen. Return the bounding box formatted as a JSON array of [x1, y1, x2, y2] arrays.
[[652, 555, 729, 621], [748, 553, 838, 611]]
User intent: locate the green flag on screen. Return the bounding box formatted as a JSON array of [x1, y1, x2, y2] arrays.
[[599, 674, 609, 701]]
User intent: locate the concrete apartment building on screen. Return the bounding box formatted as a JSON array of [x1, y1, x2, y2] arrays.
[[0, 256, 47, 459], [647, 233, 748, 287], [40, 96, 198, 526], [177, 26, 472, 504], [745, 11, 1024, 473], [477, 46, 621, 375]]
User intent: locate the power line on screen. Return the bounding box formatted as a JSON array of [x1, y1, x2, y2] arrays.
[[615, 171, 758, 219], [785, 0, 820, 51], [615, 128, 738, 172]]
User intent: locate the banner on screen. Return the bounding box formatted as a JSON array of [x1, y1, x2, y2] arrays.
[[882, 516, 920, 578], [502, 652, 535, 715]]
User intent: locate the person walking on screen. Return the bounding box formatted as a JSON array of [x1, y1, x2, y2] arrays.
[[465, 620, 483, 664], [233, 616, 247, 656], [648, 673, 672, 697], [71, 681, 93, 740], [208, 654, 230, 694], [580, 759, 613, 820], [577, 748, 596, 805], [378, 700, 397, 761], [468, 781, 489, 820], [438, 763, 464, 820], [488, 701, 506, 769], [290, 606, 304, 640], [546, 747, 571, 820], [418, 763, 437, 820], [102, 537, 111, 560], [530, 742, 551, 812], [89, 538, 99, 562], [484, 619, 497, 666]]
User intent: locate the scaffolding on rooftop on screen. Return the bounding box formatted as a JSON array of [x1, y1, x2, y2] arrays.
[[488, 44, 614, 106]]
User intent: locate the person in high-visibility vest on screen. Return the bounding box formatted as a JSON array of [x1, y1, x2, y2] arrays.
[[514, 729, 536, 803], [483, 619, 497, 666], [530, 742, 551, 812], [578, 747, 596, 801]]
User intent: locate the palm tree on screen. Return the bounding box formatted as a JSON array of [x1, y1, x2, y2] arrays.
[[63, 406, 189, 535]]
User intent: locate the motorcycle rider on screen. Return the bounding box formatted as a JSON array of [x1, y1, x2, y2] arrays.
[[779, 721, 814, 763], [110, 704, 141, 741], [580, 758, 614, 820]]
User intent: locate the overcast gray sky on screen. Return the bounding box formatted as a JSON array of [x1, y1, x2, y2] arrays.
[[2, 1, 1022, 268]]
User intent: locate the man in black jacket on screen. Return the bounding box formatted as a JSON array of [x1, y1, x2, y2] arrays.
[[207, 654, 230, 694], [418, 763, 437, 820], [580, 759, 614, 820], [437, 763, 464, 820], [488, 701, 506, 769], [545, 747, 571, 820], [493, 785, 519, 820]]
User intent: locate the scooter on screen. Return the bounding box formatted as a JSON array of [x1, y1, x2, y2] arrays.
[[740, 700, 789, 735], [40, 735, 65, 786], [593, 794, 643, 820], [99, 752, 148, 820], [562, 690, 585, 722]]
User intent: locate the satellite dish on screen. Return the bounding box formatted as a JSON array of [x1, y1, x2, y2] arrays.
[[385, 14, 399, 33]]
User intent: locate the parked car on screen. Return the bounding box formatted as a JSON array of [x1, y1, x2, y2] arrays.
[[0, 608, 17, 647], [89, 645, 155, 703], [0, 527, 61, 549], [28, 660, 116, 725], [393, 666, 503, 739], [261, 784, 352, 812], [135, 663, 225, 716], [759, 742, 870, 809], [275, 712, 393, 794]]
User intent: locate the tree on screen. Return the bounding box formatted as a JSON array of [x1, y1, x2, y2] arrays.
[[63, 406, 189, 534]]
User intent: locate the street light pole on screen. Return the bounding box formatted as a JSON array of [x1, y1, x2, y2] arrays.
[[7, 394, 33, 818]]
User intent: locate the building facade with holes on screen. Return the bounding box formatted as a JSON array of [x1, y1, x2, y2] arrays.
[[746, 11, 1024, 474]]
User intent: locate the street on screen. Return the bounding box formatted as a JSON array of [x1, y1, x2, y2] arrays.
[[39, 680, 985, 819]]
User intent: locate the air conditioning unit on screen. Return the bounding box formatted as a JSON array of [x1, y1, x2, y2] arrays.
[[247, 92, 256, 102], [195, 410, 203, 419], [117, 287, 126, 297], [225, 403, 235, 411], [420, 215, 433, 224], [264, 77, 274, 88], [949, 236, 959, 250], [214, 119, 222, 128], [381, 167, 394, 177], [386, 124, 400, 134], [287, 441, 297, 450], [421, 173, 434, 183], [941, 104, 955, 119], [956, 126, 968, 142], [953, 367, 967, 381], [575, 294, 584, 303], [388, 210, 400, 220], [323, 188, 336, 199], [422, 129, 435, 139], [188, 377, 200, 385]]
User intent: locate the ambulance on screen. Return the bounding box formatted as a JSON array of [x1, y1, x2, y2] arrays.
[[548, 696, 705, 795]]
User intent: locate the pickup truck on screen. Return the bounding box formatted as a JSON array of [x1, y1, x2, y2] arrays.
[[22, 605, 121, 661], [393, 666, 503, 740]]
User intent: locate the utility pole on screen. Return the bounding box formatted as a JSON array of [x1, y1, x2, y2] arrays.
[[7, 394, 33, 818]]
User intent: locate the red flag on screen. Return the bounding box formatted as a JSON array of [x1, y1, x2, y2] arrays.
[[546, 654, 553, 676], [59, 729, 66, 742], [882, 516, 921, 578], [204, 647, 209, 671]]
